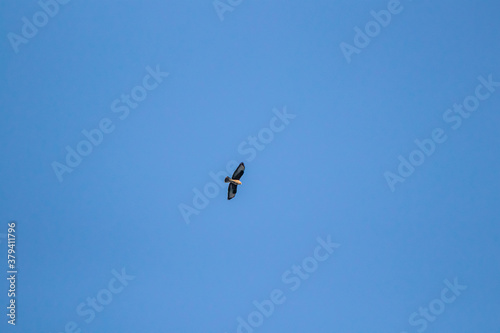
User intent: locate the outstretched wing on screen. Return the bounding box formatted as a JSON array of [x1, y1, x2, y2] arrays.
[[232, 162, 245, 180], [228, 183, 238, 200]]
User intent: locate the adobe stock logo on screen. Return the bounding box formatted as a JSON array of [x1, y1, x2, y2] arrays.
[[178, 106, 296, 225], [51, 65, 168, 182], [400, 277, 466, 333], [384, 74, 499, 192], [7, 0, 71, 54], [223, 235, 340, 333], [213, 0, 244, 22], [339, 0, 412, 64], [56, 267, 135, 333]]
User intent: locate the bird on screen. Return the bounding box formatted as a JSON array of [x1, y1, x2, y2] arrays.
[[225, 162, 245, 200]]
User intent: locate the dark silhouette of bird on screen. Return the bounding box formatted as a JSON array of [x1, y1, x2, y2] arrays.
[[225, 162, 245, 200]]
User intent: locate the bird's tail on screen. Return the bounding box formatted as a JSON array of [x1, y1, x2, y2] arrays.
[[224, 176, 230, 183]]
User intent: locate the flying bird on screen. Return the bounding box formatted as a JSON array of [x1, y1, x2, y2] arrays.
[[225, 162, 245, 200]]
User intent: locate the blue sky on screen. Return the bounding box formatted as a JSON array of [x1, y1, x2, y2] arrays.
[[1, 1, 500, 332]]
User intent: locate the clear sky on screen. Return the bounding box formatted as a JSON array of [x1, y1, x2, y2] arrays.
[[1, 1, 500, 332]]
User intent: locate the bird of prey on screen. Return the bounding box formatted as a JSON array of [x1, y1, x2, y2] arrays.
[[225, 162, 245, 200]]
